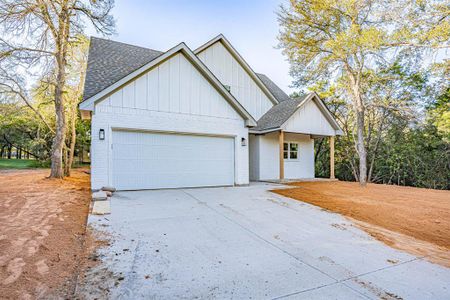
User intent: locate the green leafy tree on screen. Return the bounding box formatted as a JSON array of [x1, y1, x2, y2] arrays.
[[277, 0, 449, 186], [0, 102, 53, 160], [429, 87, 450, 141], [312, 63, 449, 189]]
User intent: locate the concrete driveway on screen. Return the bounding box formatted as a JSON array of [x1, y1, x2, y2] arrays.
[[81, 183, 450, 299]]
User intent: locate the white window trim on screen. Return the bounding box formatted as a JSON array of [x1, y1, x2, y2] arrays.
[[283, 141, 299, 161]]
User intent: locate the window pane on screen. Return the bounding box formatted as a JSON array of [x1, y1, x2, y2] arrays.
[[290, 143, 298, 151], [283, 151, 288, 159], [290, 151, 298, 159], [283, 143, 289, 151]]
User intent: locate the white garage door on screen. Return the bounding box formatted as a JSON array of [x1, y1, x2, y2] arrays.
[[112, 130, 235, 190]]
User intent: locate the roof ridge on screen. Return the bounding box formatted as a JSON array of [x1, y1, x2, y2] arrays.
[[90, 36, 164, 54], [252, 93, 310, 132], [256, 73, 291, 103], [291, 94, 307, 101]]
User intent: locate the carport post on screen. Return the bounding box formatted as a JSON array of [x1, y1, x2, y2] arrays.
[[330, 136, 335, 179], [279, 130, 284, 180]]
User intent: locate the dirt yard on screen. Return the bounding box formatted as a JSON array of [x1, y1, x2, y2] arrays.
[[273, 181, 450, 268], [0, 169, 93, 299]]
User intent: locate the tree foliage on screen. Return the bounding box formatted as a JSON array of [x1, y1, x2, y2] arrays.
[[0, 0, 114, 177], [313, 62, 449, 189], [278, 0, 449, 188], [0, 35, 91, 169]]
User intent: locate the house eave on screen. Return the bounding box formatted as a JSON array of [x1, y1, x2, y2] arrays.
[[249, 128, 281, 135]]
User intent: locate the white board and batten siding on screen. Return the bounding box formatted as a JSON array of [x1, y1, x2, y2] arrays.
[[96, 53, 241, 120], [91, 52, 249, 190], [197, 41, 273, 120], [283, 99, 336, 136]]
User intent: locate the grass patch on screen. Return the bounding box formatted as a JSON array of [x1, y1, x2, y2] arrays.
[[0, 158, 42, 169], [73, 162, 90, 169], [0, 158, 90, 170]]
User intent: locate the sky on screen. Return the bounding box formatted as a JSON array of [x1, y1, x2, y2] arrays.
[[87, 0, 295, 94]]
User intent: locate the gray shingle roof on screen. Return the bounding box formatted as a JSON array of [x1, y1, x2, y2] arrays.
[[256, 73, 291, 103], [83, 37, 163, 100], [252, 94, 309, 132]]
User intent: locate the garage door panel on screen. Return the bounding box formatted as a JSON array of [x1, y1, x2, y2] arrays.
[[112, 131, 235, 190]]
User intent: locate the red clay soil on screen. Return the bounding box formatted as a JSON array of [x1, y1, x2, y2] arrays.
[[272, 181, 450, 267], [0, 169, 92, 299]]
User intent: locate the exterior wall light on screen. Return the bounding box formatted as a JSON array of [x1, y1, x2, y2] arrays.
[[241, 137, 247, 146], [99, 129, 105, 140]]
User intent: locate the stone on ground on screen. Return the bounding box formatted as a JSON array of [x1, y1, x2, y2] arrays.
[[92, 200, 111, 215], [92, 191, 107, 201], [101, 186, 116, 193]]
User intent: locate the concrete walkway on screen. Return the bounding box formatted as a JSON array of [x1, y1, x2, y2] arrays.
[[82, 183, 450, 299]]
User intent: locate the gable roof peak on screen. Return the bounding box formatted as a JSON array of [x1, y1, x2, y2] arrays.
[[194, 34, 279, 105], [251, 92, 343, 135]]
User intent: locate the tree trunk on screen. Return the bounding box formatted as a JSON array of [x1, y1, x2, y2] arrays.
[[49, 66, 66, 178], [354, 99, 367, 186], [367, 114, 386, 182], [314, 138, 324, 162], [49, 12, 70, 179], [347, 68, 367, 186], [64, 116, 76, 176], [7, 144, 12, 159], [65, 55, 85, 176]]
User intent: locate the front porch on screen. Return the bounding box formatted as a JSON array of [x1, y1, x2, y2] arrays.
[[248, 130, 336, 182], [278, 130, 336, 181], [248, 92, 342, 182]]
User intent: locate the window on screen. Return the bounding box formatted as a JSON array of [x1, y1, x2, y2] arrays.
[[283, 142, 299, 160]]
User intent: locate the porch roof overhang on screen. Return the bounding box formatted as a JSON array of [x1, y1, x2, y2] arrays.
[[250, 93, 343, 136], [249, 128, 343, 136]]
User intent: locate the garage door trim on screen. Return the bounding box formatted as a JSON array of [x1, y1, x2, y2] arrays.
[[111, 127, 238, 139]]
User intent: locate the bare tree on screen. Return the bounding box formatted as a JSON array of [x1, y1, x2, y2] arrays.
[[0, 0, 114, 178]]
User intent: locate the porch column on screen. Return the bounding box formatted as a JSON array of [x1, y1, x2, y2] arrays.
[[330, 136, 335, 179], [279, 130, 284, 180]]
